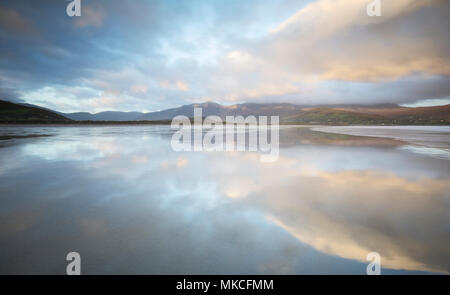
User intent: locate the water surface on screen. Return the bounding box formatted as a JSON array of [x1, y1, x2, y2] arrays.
[[0, 125, 448, 274]]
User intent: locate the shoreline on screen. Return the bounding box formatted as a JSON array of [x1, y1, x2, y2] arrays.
[[1, 122, 449, 127]]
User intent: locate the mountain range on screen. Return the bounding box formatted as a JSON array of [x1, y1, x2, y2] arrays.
[[0, 100, 449, 125]]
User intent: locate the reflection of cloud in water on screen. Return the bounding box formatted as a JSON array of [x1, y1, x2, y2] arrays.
[[0, 126, 449, 274], [22, 140, 103, 161], [205, 153, 450, 273]]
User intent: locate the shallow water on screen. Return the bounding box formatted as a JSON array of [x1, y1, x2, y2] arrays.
[[0, 125, 449, 274], [312, 126, 450, 159]]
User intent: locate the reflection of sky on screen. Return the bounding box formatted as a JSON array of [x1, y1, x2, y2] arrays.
[[0, 126, 449, 274], [313, 126, 450, 160]]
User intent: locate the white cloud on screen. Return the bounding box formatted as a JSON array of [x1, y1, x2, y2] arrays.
[[203, 0, 450, 104]]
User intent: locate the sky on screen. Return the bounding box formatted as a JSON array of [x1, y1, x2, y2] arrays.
[[0, 0, 449, 113]]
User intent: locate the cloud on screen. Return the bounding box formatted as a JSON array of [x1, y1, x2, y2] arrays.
[[0, 7, 36, 37], [74, 4, 105, 28], [269, 0, 432, 35], [130, 84, 148, 94], [201, 0, 450, 105], [0, 86, 23, 103], [175, 81, 189, 91], [160, 80, 190, 91], [0, 0, 449, 111], [271, 0, 447, 79]]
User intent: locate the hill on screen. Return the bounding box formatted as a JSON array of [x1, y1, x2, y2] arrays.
[[138, 102, 449, 125], [64, 111, 144, 121], [0, 100, 71, 123], [138, 102, 305, 121], [1, 100, 449, 125]]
